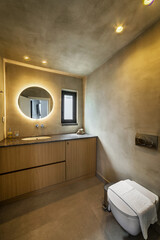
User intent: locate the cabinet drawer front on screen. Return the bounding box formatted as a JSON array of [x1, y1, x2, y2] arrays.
[[0, 141, 65, 174], [0, 162, 65, 201]]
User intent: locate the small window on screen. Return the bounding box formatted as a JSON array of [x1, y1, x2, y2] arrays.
[[61, 90, 77, 125]]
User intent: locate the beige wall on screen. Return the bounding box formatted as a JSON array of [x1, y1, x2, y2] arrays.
[[6, 64, 83, 137], [85, 20, 160, 195], [0, 57, 4, 141]]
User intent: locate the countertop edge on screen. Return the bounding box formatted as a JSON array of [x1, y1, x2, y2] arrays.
[[0, 134, 97, 148]]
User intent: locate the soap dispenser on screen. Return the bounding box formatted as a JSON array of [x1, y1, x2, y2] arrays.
[[7, 128, 13, 139]]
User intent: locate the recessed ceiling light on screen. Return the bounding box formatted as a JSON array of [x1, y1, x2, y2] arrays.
[[116, 25, 124, 33], [143, 0, 154, 6], [24, 56, 30, 61], [42, 60, 47, 64]]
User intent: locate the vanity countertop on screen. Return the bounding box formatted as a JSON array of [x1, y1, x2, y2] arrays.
[[0, 133, 97, 148]]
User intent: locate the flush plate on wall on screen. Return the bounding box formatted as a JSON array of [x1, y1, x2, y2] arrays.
[[135, 133, 158, 149]]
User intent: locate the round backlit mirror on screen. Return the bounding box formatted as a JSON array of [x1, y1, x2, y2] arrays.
[[18, 87, 53, 119]]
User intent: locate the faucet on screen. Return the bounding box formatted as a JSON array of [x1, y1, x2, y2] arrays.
[[35, 123, 45, 128]]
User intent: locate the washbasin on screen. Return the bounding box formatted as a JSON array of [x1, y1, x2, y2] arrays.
[[22, 136, 51, 141]]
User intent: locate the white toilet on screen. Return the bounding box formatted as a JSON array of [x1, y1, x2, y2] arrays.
[[108, 188, 141, 235], [107, 180, 159, 236]]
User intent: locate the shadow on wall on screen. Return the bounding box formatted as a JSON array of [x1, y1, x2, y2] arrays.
[[97, 138, 118, 183]]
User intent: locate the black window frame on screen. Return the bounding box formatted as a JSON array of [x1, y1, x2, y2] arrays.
[[61, 90, 77, 125]]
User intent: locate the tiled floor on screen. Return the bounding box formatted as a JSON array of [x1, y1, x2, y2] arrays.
[[0, 177, 159, 240]]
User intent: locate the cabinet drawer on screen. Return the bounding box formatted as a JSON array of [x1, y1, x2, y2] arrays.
[[0, 141, 65, 174], [0, 162, 65, 201]]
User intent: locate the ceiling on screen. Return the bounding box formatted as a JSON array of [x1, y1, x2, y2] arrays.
[[0, 0, 160, 76]]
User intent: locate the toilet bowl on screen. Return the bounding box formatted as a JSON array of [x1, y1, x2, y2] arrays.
[[107, 180, 159, 236], [108, 189, 141, 236]]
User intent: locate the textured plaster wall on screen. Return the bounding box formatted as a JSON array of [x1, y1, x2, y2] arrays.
[[0, 57, 4, 141], [6, 64, 83, 137], [85, 21, 160, 195]]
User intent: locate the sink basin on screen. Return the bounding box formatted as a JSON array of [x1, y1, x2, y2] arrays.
[[22, 136, 51, 141]]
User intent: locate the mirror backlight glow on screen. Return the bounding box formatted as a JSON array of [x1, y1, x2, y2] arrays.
[[18, 86, 54, 120]]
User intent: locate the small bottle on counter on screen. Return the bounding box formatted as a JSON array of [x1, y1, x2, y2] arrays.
[[7, 128, 13, 139]]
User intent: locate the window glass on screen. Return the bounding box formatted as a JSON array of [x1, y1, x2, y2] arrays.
[[64, 95, 73, 120]]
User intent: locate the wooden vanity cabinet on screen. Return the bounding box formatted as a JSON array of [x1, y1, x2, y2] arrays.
[[66, 138, 96, 180], [0, 137, 96, 202]]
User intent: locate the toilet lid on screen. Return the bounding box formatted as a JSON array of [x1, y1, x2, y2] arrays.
[[108, 189, 137, 217], [108, 180, 159, 217], [125, 180, 159, 204]]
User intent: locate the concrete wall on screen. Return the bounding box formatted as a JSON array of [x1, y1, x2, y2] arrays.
[[85, 20, 160, 195], [6, 63, 83, 137], [0, 57, 4, 141]]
